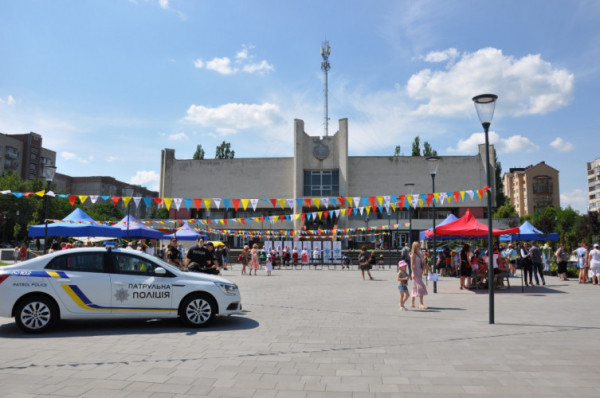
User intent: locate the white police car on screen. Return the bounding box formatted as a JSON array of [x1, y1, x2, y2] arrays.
[[0, 246, 242, 333]]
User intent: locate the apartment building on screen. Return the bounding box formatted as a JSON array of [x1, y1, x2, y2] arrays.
[[503, 161, 560, 216]]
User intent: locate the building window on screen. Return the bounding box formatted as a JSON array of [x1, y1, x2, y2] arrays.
[[303, 170, 339, 197]]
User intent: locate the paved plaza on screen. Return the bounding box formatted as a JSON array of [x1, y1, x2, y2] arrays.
[[0, 266, 599, 397]]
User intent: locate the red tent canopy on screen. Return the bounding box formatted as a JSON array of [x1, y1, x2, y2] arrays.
[[425, 209, 520, 238]]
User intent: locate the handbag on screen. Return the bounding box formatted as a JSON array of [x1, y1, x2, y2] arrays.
[[427, 272, 439, 282]]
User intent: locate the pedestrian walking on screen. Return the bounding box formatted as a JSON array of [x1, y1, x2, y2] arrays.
[[409, 241, 428, 309], [587, 243, 600, 285], [358, 246, 373, 280], [397, 260, 410, 311], [555, 243, 569, 281]]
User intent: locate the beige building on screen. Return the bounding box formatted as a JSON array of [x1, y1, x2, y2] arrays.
[[587, 157, 600, 212], [502, 161, 560, 217], [160, 118, 500, 247]]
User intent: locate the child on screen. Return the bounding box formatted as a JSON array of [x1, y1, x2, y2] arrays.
[[378, 254, 385, 269], [397, 260, 410, 311]]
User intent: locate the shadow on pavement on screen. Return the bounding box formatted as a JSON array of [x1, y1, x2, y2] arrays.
[[0, 314, 258, 339], [469, 285, 566, 295]]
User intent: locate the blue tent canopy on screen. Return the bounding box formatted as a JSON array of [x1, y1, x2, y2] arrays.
[[28, 208, 123, 238], [115, 215, 165, 239], [420, 214, 459, 240], [499, 221, 559, 242], [164, 221, 208, 241]]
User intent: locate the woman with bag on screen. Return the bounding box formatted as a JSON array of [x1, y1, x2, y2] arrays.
[[459, 243, 472, 290], [410, 241, 429, 309], [357, 246, 374, 280]]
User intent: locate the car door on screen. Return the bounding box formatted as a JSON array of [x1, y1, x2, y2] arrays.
[[44, 251, 113, 316], [108, 251, 176, 318]]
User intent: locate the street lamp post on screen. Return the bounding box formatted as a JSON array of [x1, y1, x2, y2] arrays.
[[473, 93, 498, 325], [43, 165, 57, 253], [404, 183, 415, 247], [426, 157, 440, 294], [122, 187, 135, 240]]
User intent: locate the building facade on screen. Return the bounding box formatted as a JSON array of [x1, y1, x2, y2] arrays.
[[587, 157, 600, 212], [502, 161, 560, 217], [160, 119, 498, 247], [0, 132, 56, 180], [54, 174, 158, 219]]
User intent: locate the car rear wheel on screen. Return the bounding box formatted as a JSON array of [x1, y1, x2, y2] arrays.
[[15, 295, 58, 333], [180, 294, 216, 327]]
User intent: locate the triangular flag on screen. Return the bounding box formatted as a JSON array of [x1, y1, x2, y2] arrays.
[[34, 190, 45, 197], [164, 198, 173, 211], [232, 199, 240, 211], [111, 196, 120, 207], [213, 198, 221, 209], [241, 199, 250, 211], [90, 195, 99, 204], [222, 198, 231, 210], [250, 199, 259, 211], [133, 197, 142, 208], [321, 198, 329, 208], [193, 198, 202, 210], [312, 198, 320, 209], [203, 198, 212, 209], [69, 195, 78, 206], [286, 198, 294, 209], [122, 196, 132, 207], [183, 198, 192, 210], [278, 199, 286, 209], [153, 197, 163, 205], [173, 198, 183, 211], [78, 195, 88, 205], [143, 197, 152, 208]]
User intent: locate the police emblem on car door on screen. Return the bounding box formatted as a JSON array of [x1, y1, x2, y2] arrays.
[[109, 252, 175, 316]]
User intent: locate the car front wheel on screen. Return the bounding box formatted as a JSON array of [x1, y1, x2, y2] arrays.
[[180, 294, 216, 327], [15, 295, 58, 333]]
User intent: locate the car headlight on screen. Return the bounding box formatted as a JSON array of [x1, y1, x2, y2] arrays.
[[215, 282, 239, 296]]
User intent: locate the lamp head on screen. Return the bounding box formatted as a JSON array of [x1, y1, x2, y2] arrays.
[[43, 164, 57, 182], [426, 156, 441, 176], [404, 182, 415, 195], [472, 94, 498, 126]]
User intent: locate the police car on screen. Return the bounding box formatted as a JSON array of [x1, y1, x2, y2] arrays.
[[0, 245, 242, 333]]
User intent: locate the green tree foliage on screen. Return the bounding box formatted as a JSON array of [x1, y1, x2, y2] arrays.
[[423, 141, 438, 157], [394, 145, 401, 156], [193, 144, 205, 160], [83, 201, 124, 222], [411, 136, 421, 156], [215, 141, 235, 159], [493, 204, 517, 219], [494, 151, 506, 208]]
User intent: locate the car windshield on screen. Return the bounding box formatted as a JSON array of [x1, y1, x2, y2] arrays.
[[122, 249, 181, 274]]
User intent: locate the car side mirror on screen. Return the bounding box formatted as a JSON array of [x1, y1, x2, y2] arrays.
[[155, 267, 167, 276]]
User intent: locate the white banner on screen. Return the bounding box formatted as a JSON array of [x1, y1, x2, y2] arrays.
[[322, 241, 332, 263], [333, 241, 342, 264]]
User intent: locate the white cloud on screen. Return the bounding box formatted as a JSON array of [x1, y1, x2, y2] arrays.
[[447, 131, 539, 154], [206, 57, 235, 75], [194, 45, 273, 75], [0, 95, 15, 105], [423, 48, 459, 63], [407, 47, 574, 117], [60, 152, 93, 163], [130, 170, 160, 191], [183, 102, 282, 133], [560, 189, 588, 213], [168, 132, 188, 141], [549, 137, 575, 152], [106, 156, 118, 162], [242, 60, 274, 74], [158, 0, 169, 9]]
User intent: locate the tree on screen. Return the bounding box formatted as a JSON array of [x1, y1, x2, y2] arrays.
[[493, 204, 517, 219], [494, 151, 506, 208], [423, 141, 438, 157], [394, 145, 401, 156], [411, 136, 421, 156], [193, 144, 205, 160], [215, 141, 235, 159]]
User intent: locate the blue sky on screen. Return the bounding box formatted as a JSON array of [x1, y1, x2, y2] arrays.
[[1, 0, 599, 213]]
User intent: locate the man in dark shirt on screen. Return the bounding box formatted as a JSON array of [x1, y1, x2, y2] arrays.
[[166, 238, 182, 269], [186, 239, 219, 274], [529, 242, 545, 285]]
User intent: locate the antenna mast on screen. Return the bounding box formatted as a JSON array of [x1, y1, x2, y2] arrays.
[[320, 40, 331, 137]]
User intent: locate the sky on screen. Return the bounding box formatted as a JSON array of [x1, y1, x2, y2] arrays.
[[1, 0, 599, 213]]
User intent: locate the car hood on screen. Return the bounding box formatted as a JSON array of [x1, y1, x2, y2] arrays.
[[181, 271, 235, 284]]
